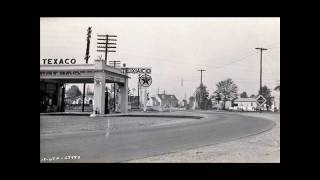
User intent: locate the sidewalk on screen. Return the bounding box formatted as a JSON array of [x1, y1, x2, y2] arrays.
[[127, 112, 280, 163]]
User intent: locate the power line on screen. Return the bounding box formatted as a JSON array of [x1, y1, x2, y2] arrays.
[[214, 46, 278, 76], [121, 48, 258, 68], [213, 50, 258, 69]]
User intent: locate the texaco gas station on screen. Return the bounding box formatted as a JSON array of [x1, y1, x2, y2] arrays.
[[40, 26, 133, 114], [40, 58, 130, 114], [40, 27, 154, 115]]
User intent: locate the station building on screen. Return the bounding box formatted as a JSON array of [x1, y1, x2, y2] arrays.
[[40, 59, 130, 114]]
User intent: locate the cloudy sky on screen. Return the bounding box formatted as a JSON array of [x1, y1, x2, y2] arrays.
[[40, 17, 280, 100]]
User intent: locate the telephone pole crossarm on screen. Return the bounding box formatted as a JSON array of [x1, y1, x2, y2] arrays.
[[197, 69, 206, 86], [97, 34, 117, 64]]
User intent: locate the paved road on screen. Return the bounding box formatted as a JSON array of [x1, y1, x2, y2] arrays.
[[40, 112, 275, 163]]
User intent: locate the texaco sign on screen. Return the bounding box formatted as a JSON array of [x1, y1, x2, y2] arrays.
[[139, 74, 152, 87], [121, 67, 151, 74]]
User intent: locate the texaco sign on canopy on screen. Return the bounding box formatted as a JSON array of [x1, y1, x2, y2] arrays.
[[41, 58, 77, 65]]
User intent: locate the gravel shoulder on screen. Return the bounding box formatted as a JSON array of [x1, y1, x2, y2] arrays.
[[127, 112, 280, 163]]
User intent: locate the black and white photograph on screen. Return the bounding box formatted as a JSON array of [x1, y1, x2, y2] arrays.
[[40, 17, 280, 163]]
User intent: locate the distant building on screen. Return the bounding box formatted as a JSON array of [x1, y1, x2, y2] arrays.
[[145, 97, 159, 107], [129, 93, 179, 111], [211, 95, 235, 110], [155, 93, 179, 108], [224, 100, 232, 109], [232, 98, 257, 111], [271, 90, 280, 111], [211, 99, 223, 109]]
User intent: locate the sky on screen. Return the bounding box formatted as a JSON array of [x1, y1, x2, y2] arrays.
[[40, 17, 280, 101]]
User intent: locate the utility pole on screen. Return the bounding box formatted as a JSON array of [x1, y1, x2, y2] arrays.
[[97, 34, 117, 114], [82, 27, 92, 112], [255, 48, 268, 112], [198, 69, 206, 109], [255, 48, 268, 94], [97, 34, 117, 64], [198, 69, 206, 86], [84, 27, 92, 64]]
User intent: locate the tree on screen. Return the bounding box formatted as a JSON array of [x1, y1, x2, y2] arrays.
[[259, 85, 273, 110], [215, 78, 238, 109], [187, 96, 196, 110], [207, 97, 213, 109], [66, 85, 82, 99], [250, 94, 256, 98], [240, 91, 248, 98], [195, 85, 210, 109]]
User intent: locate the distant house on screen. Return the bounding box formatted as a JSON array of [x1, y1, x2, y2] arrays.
[[232, 97, 257, 111], [129, 94, 179, 111], [147, 97, 160, 106], [155, 93, 179, 107], [211, 93, 237, 110]]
